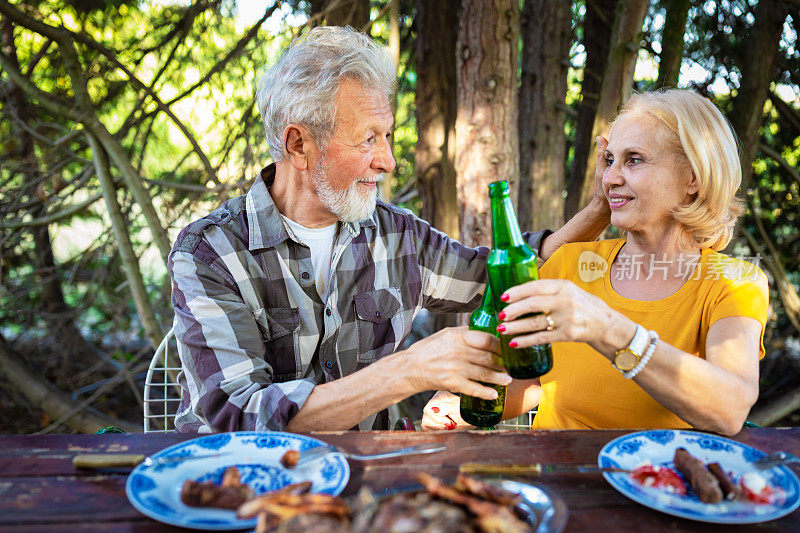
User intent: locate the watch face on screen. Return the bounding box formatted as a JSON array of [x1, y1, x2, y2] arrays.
[[614, 350, 639, 372]]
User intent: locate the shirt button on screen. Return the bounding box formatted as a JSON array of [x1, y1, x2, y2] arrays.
[[301, 272, 310, 280], [325, 361, 333, 369], [325, 308, 332, 316]]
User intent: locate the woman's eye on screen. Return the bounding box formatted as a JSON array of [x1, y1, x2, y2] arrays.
[[627, 155, 643, 165]]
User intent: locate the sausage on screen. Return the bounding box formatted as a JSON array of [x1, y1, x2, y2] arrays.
[[673, 448, 723, 504], [708, 462, 739, 500]]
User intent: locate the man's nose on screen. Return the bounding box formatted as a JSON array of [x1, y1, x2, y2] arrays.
[[372, 135, 396, 174]]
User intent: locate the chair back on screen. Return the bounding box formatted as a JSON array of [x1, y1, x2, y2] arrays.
[[143, 326, 181, 433], [496, 409, 537, 430]]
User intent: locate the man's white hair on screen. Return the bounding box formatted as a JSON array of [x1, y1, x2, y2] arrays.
[[256, 26, 396, 161]]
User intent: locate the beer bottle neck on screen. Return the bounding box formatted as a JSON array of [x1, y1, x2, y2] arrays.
[[478, 284, 494, 311], [490, 194, 525, 249]]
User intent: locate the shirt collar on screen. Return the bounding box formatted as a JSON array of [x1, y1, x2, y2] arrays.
[[246, 164, 376, 251]]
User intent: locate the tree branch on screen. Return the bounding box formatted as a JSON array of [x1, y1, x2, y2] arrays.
[[0, 191, 103, 228], [769, 90, 800, 134], [743, 211, 800, 334], [0, 333, 143, 433], [165, 2, 281, 107], [758, 142, 800, 189], [0, 2, 221, 185], [87, 132, 164, 350]]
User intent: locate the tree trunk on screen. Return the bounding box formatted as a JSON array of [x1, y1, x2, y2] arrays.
[[563, 0, 617, 220], [656, 0, 690, 88], [565, 0, 647, 219], [518, 0, 570, 231], [456, 0, 520, 248], [316, 0, 370, 28], [416, 0, 459, 240], [379, 0, 400, 203], [729, 1, 789, 198]]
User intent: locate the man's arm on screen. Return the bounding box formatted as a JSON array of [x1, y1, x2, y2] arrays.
[[171, 251, 315, 432], [173, 248, 510, 432], [288, 327, 510, 431]]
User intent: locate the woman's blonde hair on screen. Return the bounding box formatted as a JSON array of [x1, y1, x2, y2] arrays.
[[612, 89, 743, 250]]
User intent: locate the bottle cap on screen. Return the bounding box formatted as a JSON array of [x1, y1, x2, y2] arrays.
[[488, 180, 510, 198]]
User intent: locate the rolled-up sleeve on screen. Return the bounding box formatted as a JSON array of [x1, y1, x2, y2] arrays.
[[169, 250, 314, 432], [409, 211, 551, 313]]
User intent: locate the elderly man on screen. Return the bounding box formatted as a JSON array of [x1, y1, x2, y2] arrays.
[[168, 26, 609, 433]]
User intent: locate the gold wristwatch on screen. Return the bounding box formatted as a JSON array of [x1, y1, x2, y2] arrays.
[[613, 324, 649, 372]]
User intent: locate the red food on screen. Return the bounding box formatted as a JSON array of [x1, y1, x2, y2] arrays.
[[740, 475, 776, 504], [631, 465, 688, 495]]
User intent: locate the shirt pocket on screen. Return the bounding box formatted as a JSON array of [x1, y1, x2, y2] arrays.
[[255, 307, 300, 380], [354, 287, 404, 363]]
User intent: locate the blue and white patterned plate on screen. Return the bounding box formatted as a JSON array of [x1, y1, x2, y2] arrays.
[[599, 430, 800, 524], [125, 431, 349, 530]]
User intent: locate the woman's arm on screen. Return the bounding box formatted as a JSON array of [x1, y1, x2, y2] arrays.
[[499, 279, 761, 436], [421, 378, 542, 430], [630, 316, 759, 435], [539, 137, 611, 260]]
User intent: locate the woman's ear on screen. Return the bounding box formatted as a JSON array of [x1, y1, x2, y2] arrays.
[[687, 170, 699, 197], [284, 124, 312, 171]]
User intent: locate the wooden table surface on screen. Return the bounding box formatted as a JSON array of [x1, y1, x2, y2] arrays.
[[1, 428, 799, 532]]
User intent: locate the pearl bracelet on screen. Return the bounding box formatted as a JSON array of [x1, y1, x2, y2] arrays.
[[623, 330, 659, 380]]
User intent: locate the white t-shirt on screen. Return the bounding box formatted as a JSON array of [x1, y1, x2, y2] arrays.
[[281, 215, 337, 298]]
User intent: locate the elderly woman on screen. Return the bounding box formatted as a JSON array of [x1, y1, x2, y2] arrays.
[[422, 89, 768, 436]]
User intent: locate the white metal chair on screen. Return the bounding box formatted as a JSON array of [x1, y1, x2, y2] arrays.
[[143, 326, 182, 433], [496, 409, 537, 430]]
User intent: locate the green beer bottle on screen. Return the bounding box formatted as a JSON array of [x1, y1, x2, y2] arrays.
[[459, 284, 506, 428], [486, 180, 553, 379]]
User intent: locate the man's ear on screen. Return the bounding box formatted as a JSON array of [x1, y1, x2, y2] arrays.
[[284, 124, 313, 171]]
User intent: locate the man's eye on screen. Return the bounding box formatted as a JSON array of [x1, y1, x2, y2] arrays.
[[627, 156, 642, 165], [363, 136, 376, 145]]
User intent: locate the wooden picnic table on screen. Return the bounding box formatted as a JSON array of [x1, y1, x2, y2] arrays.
[[0, 428, 799, 532]]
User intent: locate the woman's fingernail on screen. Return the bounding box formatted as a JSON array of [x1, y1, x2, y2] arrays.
[[509, 341, 518, 348], [500, 293, 510, 302], [496, 324, 506, 333], [503, 375, 513, 385], [497, 311, 506, 320], [431, 406, 440, 414]]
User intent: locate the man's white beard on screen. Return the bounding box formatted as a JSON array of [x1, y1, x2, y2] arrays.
[[312, 155, 382, 223]]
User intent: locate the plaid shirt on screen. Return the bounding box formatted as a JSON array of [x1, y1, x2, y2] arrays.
[[169, 164, 548, 433]]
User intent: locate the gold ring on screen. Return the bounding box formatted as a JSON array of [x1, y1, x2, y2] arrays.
[[543, 312, 555, 332]]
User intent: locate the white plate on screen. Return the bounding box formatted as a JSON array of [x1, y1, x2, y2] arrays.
[[125, 431, 349, 530], [599, 430, 800, 524]]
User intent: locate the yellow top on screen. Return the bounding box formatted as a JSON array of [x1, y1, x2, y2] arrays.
[[531, 239, 768, 430]]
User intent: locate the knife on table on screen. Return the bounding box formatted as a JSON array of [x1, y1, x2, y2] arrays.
[[73, 452, 227, 469], [459, 462, 631, 475]]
